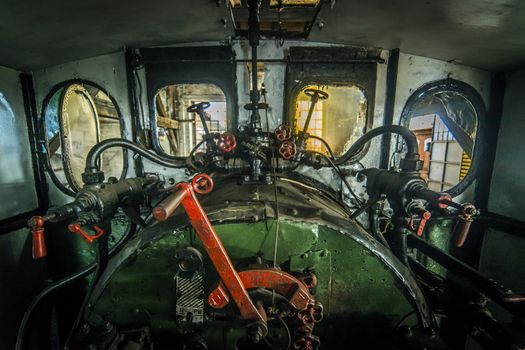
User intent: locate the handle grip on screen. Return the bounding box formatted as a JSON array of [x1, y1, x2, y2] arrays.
[[68, 223, 105, 244], [32, 227, 46, 259], [152, 190, 187, 222], [304, 88, 329, 100], [187, 102, 211, 113], [28, 216, 47, 259], [153, 173, 214, 221], [453, 215, 473, 247]]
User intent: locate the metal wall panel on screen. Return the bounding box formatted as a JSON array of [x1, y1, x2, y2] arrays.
[[488, 69, 525, 220], [0, 66, 38, 222]]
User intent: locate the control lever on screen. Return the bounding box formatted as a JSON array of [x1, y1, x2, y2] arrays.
[[296, 89, 329, 152], [152, 174, 269, 340], [409, 188, 478, 245], [406, 202, 432, 237], [27, 214, 56, 259]]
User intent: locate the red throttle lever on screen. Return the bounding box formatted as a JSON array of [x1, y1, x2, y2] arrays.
[[68, 223, 105, 244], [28, 216, 47, 259]]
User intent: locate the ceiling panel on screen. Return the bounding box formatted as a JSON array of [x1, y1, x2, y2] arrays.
[[309, 0, 525, 71], [0, 0, 231, 70], [0, 0, 524, 71]]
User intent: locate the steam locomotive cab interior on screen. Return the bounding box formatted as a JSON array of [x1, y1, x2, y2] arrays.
[[1, 1, 524, 349]]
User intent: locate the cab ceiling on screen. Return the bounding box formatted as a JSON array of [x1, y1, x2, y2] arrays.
[[0, 0, 524, 72]]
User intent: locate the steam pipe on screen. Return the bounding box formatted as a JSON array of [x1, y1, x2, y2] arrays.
[[334, 125, 419, 166], [85, 138, 186, 174]]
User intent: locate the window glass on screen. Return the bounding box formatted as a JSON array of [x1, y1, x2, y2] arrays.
[[154, 84, 227, 156], [403, 91, 478, 192], [44, 83, 123, 193], [294, 84, 368, 157], [0, 92, 37, 220]]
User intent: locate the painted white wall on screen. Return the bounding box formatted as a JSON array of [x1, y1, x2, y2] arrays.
[[32, 51, 136, 204], [394, 53, 491, 123]]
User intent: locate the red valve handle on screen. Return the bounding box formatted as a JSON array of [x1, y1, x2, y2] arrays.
[[68, 223, 105, 244], [274, 124, 292, 141], [191, 173, 214, 194], [279, 141, 297, 160], [416, 211, 432, 237], [217, 132, 237, 153]]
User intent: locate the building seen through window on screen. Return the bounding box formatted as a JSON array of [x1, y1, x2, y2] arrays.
[[155, 84, 227, 157], [403, 91, 478, 192], [294, 84, 368, 157]]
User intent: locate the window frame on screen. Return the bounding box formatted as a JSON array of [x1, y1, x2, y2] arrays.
[[140, 46, 238, 159], [41, 79, 128, 196], [152, 82, 230, 157], [287, 80, 373, 160], [399, 78, 487, 197]]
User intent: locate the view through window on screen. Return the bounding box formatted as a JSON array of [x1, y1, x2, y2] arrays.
[[294, 84, 368, 157], [155, 84, 227, 157], [45, 83, 123, 192], [403, 91, 478, 192]]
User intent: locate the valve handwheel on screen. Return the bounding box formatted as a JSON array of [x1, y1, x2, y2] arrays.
[[303, 88, 329, 101], [187, 101, 211, 113], [191, 173, 214, 194], [217, 132, 237, 153], [274, 124, 292, 141], [279, 141, 297, 160]]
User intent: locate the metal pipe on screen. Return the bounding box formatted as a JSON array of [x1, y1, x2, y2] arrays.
[[140, 58, 386, 64], [335, 125, 419, 165], [85, 138, 186, 174]]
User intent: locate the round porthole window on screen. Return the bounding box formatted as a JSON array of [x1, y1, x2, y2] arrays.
[[399, 79, 486, 196], [43, 81, 125, 194]]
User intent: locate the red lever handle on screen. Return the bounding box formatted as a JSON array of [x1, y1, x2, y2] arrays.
[[29, 216, 47, 259], [416, 211, 432, 237], [68, 223, 105, 244], [153, 173, 214, 221]]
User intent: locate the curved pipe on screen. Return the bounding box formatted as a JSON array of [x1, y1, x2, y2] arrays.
[[85, 138, 186, 173], [335, 125, 419, 166]]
